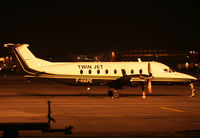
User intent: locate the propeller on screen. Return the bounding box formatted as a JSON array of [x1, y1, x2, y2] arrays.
[[121, 69, 131, 83], [122, 64, 153, 94], [147, 63, 153, 93], [137, 63, 153, 98]]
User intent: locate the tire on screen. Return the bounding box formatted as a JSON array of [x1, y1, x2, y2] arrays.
[[113, 92, 119, 98]]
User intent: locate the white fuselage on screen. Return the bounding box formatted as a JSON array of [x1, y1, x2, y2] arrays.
[[33, 61, 196, 82]]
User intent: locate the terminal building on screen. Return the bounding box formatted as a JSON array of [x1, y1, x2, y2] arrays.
[[114, 49, 200, 72]]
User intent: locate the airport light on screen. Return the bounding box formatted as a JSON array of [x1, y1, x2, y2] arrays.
[[111, 52, 115, 61], [185, 62, 189, 69], [112, 52, 115, 57], [0, 57, 4, 62], [190, 51, 196, 54]]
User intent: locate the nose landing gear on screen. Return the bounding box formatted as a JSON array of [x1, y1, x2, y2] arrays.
[[189, 83, 196, 98]]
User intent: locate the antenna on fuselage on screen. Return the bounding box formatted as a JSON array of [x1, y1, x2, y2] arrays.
[[138, 58, 142, 62]]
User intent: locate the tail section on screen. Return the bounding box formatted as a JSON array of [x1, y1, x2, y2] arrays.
[[4, 43, 51, 75], [15, 44, 40, 68]]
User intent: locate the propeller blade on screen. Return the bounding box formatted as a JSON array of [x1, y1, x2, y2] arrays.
[[148, 80, 152, 93], [148, 63, 152, 77], [121, 69, 127, 77], [148, 63, 153, 93], [139, 69, 143, 79]]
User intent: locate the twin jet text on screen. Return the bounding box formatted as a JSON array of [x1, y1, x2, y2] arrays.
[[77, 65, 103, 70]]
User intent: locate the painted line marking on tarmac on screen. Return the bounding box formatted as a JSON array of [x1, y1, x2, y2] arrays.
[[54, 113, 166, 117], [0, 114, 46, 117], [160, 107, 184, 112]]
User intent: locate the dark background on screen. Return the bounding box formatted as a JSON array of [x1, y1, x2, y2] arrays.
[[0, 0, 199, 57]]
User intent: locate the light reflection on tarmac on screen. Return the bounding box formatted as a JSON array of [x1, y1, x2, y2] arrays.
[[0, 74, 200, 137]]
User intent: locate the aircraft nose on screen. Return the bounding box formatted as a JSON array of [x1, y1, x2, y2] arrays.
[[187, 74, 197, 81], [178, 72, 197, 81]]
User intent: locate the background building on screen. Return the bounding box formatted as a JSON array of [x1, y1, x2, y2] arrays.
[[115, 49, 200, 73]]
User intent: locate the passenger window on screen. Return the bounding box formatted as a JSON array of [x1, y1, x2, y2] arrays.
[[105, 69, 109, 74], [97, 70, 100, 74], [88, 70, 92, 74], [131, 69, 134, 74], [114, 69, 117, 74], [80, 70, 83, 74]]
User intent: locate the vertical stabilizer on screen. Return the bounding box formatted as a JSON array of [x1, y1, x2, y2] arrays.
[[4, 43, 44, 75], [15, 44, 41, 68]]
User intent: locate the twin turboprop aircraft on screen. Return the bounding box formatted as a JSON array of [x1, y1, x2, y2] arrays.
[[4, 43, 197, 98]]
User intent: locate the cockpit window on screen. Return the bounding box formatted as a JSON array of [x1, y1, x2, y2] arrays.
[[163, 69, 168, 72], [163, 68, 175, 73], [169, 68, 175, 73]]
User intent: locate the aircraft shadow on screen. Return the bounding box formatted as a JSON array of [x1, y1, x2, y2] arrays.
[[20, 93, 179, 97]]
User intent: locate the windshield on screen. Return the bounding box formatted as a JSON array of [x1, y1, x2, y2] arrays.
[[169, 68, 175, 73], [163, 68, 175, 73]]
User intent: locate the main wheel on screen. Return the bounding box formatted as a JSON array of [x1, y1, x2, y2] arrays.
[[113, 91, 120, 98]]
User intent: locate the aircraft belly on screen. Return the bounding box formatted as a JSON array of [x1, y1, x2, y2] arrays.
[[24, 74, 115, 86], [152, 77, 192, 82], [130, 77, 192, 83]]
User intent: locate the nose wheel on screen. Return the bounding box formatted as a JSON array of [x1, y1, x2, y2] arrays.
[[189, 83, 196, 97]]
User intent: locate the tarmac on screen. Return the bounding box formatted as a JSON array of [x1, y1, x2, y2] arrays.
[[0, 74, 200, 137]]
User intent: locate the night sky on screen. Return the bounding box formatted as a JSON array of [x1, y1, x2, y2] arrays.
[[0, 1, 199, 57]]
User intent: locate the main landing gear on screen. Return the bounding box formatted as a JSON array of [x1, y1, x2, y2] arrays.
[[189, 82, 196, 98], [108, 89, 120, 98]]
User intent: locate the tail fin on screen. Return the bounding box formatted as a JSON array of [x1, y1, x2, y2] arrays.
[[15, 44, 40, 68], [4, 43, 50, 75]]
